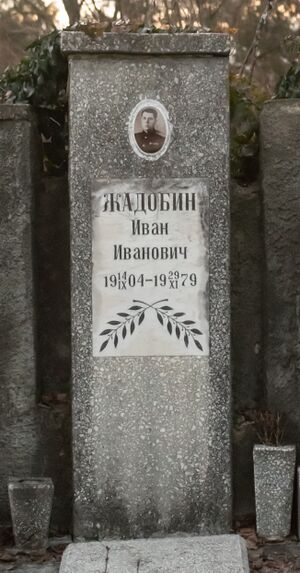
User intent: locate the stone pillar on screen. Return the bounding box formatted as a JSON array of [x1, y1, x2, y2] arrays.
[[0, 105, 40, 524], [261, 100, 300, 438], [62, 31, 231, 538]]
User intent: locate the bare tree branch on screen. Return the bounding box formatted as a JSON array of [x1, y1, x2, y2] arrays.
[[172, 0, 182, 26], [188, 0, 196, 26], [162, 0, 170, 24], [194, 0, 203, 25], [113, 0, 122, 19], [143, 0, 150, 27], [239, 0, 276, 78], [61, 0, 80, 24], [7, 25, 45, 33], [208, 0, 226, 21]]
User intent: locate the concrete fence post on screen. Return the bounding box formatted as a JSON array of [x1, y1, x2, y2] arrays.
[[260, 99, 300, 439], [0, 104, 41, 525]]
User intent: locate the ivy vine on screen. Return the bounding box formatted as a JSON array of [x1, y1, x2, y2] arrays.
[[0, 30, 68, 175]]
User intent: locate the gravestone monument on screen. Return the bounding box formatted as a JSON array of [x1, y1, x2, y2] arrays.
[[61, 31, 231, 539]]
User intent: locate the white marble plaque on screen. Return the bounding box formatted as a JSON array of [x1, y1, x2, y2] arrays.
[[92, 179, 209, 357]]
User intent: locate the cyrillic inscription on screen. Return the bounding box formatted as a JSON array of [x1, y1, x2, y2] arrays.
[[92, 180, 209, 357]]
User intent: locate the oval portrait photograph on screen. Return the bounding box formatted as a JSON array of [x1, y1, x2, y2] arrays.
[[128, 100, 171, 160]]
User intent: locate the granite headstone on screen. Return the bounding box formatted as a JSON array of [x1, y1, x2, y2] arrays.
[[61, 31, 231, 538]]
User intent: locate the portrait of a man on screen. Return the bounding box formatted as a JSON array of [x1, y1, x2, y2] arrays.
[[134, 107, 166, 154]]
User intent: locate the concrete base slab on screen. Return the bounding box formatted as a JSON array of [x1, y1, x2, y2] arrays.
[[59, 535, 249, 573]]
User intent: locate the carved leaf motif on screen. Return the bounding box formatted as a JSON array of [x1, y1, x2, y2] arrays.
[[100, 339, 109, 352], [194, 339, 203, 351], [100, 329, 112, 336], [157, 313, 163, 325], [99, 299, 204, 354]]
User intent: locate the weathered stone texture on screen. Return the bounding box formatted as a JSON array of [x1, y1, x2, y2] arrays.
[[261, 100, 300, 443], [61, 31, 231, 55], [231, 181, 263, 410], [0, 105, 40, 524], [253, 445, 296, 539], [35, 175, 72, 532], [60, 536, 249, 573], [297, 466, 300, 540], [231, 181, 264, 521], [63, 34, 231, 538], [8, 477, 54, 551], [35, 176, 71, 394], [0, 109, 71, 534]]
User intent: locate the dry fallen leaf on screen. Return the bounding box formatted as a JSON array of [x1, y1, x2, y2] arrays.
[[0, 552, 16, 562]]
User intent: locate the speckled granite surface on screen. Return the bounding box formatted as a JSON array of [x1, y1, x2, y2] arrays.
[[62, 33, 231, 538], [59, 536, 249, 573]]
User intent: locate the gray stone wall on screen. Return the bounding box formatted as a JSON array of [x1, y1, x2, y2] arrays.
[[0, 105, 40, 525], [35, 176, 72, 533], [231, 181, 264, 520], [0, 108, 71, 534], [261, 100, 300, 448], [35, 176, 71, 395]]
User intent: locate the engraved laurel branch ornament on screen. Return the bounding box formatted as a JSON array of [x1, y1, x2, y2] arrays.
[[99, 299, 203, 353]]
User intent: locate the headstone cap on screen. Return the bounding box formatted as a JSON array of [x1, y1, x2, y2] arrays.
[[61, 31, 230, 56]]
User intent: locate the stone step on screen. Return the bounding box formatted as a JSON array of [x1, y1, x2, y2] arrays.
[[59, 535, 249, 573]]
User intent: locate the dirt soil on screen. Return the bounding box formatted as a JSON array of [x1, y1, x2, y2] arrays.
[[238, 527, 300, 572], [1, 529, 300, 571]]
